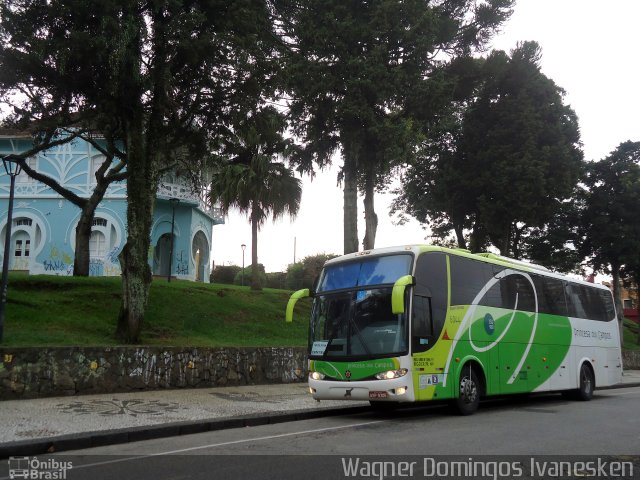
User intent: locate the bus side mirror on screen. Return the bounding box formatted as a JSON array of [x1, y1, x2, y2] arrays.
[[285, 288, 310, 322], [391, 275, 415, 314]]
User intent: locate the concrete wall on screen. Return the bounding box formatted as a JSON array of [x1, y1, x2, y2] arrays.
[[0, 346, 307, 400]]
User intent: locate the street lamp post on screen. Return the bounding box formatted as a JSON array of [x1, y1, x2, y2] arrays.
[[0, 155, 22, 342], [167, 198, 179, 283], [241, 244, 246, 286]]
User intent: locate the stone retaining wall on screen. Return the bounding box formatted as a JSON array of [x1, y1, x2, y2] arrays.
[[1, 346, 639, 400], [622, 350, 640, 370], [0, 346, 307, 400]]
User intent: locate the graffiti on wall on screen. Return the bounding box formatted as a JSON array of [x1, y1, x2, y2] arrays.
[[89, 260, 104, 276], [42, 246, 122, 276], [176, 250, 189, 275], [43, 246, 74, 274], [106, 246, 120, 264], [0, 346, 310, 399]]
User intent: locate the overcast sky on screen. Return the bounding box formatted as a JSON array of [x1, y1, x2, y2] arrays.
[[211, 0, 640, 273]]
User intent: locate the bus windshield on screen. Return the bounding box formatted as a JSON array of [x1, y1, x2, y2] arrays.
[[310, 255, 412, 359], [317, 254, 412, 292], [310, 288, 408, 359]]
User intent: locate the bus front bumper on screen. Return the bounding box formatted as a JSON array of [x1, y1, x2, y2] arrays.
[[308, 377, 415, 402]]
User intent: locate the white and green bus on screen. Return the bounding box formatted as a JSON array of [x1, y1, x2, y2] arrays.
[[286, 245, 622, 415]]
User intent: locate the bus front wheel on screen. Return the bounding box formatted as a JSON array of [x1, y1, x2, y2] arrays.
[[454, 367, 480, 415]]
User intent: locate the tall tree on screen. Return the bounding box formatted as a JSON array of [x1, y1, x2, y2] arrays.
[[394, 42, 583, 257], [0, 0, 277, 341], [579, 141, 640, 339], [283, 0, 513, 254], [209, 107, 302, 290]]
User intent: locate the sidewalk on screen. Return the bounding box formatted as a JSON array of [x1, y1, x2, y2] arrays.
[[2, 371, 639, 458]]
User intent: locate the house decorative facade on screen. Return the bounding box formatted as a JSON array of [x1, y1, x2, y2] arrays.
[[0, 131, 223, 282]]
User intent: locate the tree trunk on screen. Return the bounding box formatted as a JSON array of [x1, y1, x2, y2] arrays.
[[116, 128, 154, 344], [115, 4, 167, 343], [362, 169, 378, 251], [73, 185, 108, 276], [469, 224, 487, 253], [250, 203, 261, 291], [635, 276, 640, 345], [611, 266, 624, 348], [343, 165, 359, 254], [511, 223, 524, 260], [454, 225, 466, 249], [74, 210, 93, 277]]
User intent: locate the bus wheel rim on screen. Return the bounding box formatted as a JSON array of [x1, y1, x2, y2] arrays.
[[460, 376, 477, 404]]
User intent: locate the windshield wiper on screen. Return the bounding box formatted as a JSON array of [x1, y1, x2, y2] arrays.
[[348, 311, 372, 357]]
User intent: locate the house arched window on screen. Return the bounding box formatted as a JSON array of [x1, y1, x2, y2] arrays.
[[71, 213, 122, 261]]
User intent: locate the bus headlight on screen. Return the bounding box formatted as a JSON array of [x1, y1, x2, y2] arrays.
[[375, 368, 408, 380], [309, 371, 325, 380]]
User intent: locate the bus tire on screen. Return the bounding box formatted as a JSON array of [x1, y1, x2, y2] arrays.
[[577, 363, 595, 401], [453, 366, 480, 415]]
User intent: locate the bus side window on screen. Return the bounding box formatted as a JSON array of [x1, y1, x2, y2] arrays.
[[600, 290, 616, 321], [565, 282, 586, 318], [413, 252, 448, 352], [533, 275, 569, 316], [412, 295, 432, 353]]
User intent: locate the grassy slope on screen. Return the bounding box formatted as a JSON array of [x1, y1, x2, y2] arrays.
[[622, 318, 640, 351], [3, 274, 639, 350], [2, 274, 311, 347]]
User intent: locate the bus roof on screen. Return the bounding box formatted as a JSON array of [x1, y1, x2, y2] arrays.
[[323, 245, 610, 291]]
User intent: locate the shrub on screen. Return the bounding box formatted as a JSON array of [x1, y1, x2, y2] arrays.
[[266, 272, 287, 289], [285, 262, 304, 290], [234, 264, 267, 287], [211, 265, 241, 285]]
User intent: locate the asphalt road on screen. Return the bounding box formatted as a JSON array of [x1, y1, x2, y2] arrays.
[[3, 387, 639, 480]]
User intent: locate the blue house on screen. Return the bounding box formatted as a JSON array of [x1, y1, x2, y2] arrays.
[[0, 130, 223, 281]]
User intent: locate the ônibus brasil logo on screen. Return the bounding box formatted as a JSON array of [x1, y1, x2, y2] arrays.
[[8, 457, 72, 479]]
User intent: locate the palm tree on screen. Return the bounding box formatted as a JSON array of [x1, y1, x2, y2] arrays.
[[210, 108, 302, 290]]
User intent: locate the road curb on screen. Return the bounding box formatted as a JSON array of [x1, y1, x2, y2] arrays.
[[596, 381, 640, 390], [0, 405, 370, 459]]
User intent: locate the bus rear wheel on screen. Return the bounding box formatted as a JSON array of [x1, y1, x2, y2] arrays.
[[563, 363, 595, 401], [577, 363, 595, 401], [453, 367, 480, 415]]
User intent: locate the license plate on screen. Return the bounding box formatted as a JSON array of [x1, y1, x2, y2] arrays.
[[369, 391, 388, 399]]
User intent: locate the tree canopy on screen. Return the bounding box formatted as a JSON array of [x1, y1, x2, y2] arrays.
[[283, 0, 514, 253], [209, 107, 302, 290], [393, 41, 583, 258], [0, 0, 280, 341], [579, 141, 640, 326]]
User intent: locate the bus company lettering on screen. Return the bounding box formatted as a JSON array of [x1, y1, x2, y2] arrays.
[[574, 328, 613, 340], [574, 328, 591, 338], [346, 363, 382, 369]]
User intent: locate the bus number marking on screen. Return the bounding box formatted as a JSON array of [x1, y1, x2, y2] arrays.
[[369, 391, 388, 399]]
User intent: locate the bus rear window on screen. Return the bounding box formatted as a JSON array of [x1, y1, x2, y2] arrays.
[[317, 254, 412, 292]]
